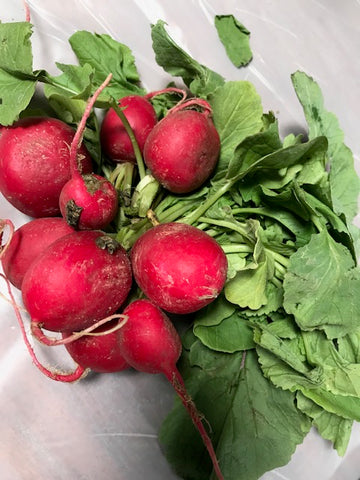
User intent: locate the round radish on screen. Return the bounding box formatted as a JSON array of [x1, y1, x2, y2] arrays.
[[118, 299, 224, 480], [22, 230, 132, 333], [1, 217, 74, 289], [59, 173, 118, 230], [0, 116, 93, 217], [100, 95, 157, 163], [143, 102, 220, 193], [130, 222, 228, 314], [63, 319, 129, 373]]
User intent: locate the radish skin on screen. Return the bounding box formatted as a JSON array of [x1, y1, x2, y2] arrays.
[[21, 230, 132, 334], [131, 222, 228, 314], [143, 100, 220, 193]]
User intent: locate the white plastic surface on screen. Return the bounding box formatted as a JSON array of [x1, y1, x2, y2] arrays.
[[1, 1, 360, 479]]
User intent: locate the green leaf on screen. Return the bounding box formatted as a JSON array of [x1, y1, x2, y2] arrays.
[[151, 20, 224, 97], [291, 71, 360, 229], [194, 310, 255, 352], [214, 15, 252, 67], [296, 392, 353, 456], [283, 230, 360, 337], [0, 22, 37, 124], [225, 260, 268, 310], [209, 80, 264, 173], [69, 30, 143, 99], [160, 337, 311, 480], [43, 63, 95, 101]]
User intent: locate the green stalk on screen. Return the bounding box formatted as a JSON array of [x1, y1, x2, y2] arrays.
[[181, 180, 233, 225], [197, 215, 255, 244], [221, 244, 253, 254]]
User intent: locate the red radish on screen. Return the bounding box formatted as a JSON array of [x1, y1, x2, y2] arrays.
[[0, 116, 93, 217], [21, 230, 132, 335], [1, 217, 74, 289], [59, 173, 118, 230], [63, 319, 129, 373], [131, 222, 228, 314], [59, 73, 118, 230], [143, 99, 220, 193], [118, 299, 224, 480], [100, 95, 157, 163]]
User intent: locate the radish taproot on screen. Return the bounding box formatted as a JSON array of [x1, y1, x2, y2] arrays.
[[130, 222, 228, 314], [0, 116, 93, 217], [118, 299, 224, 480], [59, 73, 118, 230], [63, 319, 129, 373], [100, 94, 158, 163], [143, 99, 220, 193], [21, 230, 132, 337], [1, 217, 74, 289]]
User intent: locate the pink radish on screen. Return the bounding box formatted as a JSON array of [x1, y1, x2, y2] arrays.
[[0, 116, 93, 217], [118, 299, 224, 480], [1, 217, 74, 289], [143, 99, 220, 193], [130, 222, 228, 314], [21, 229, 132, 336], [59, 73, 118, 230]]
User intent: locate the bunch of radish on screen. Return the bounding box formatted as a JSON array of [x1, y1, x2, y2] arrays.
[[0, 75, 227, 479]]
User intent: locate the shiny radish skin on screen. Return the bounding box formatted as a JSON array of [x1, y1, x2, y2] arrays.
[[63, 319, 129, 373], [100, 95, 158, 163], [118, 299, 224, 480], [1, 217, 74, 290], [143, 109, 220, 193], [130, 222, 228, 314], [59, 173, 118, 230], [0, 117, 93, 217], [22, 230, 132, 333]]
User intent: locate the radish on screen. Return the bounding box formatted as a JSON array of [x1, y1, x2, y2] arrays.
[[118, 299, 224, 480], [59, 173, 118, 230], [63, 319, 129, 373], [1, 217, 74, 289], [100, 95, 158, 163], [100, 88, 186, 164], [130, 222, 228, 314], [21, 229, 132, 337], [143, 98, 220, 193], [0, 116, 93, 217], [59, 73, 118, 230]]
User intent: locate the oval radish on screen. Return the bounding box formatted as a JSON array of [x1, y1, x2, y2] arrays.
[[22, 230, 132, 333], [130, 222, 228, 314], [143, 102, 220, 193]]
